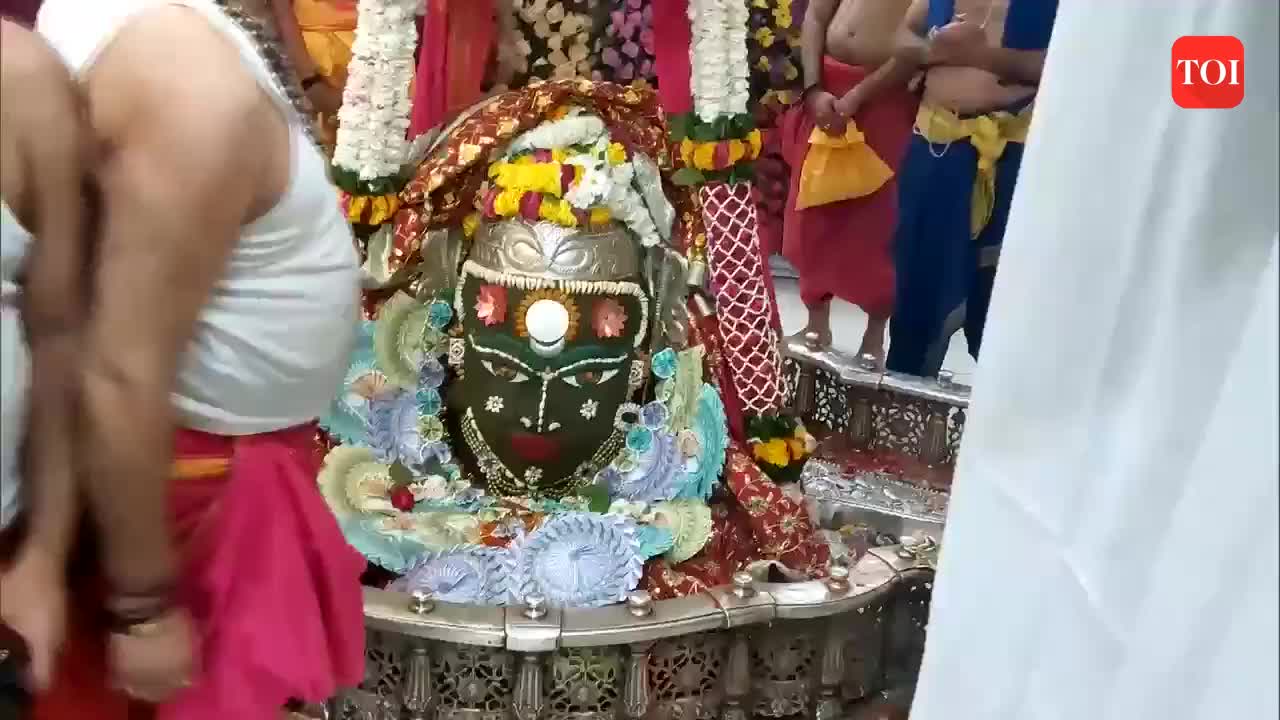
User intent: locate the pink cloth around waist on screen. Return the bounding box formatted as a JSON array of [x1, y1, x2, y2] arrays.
[[162, 423, 366, 720]]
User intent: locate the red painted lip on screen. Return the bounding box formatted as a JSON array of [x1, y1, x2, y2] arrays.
[[510, 432, 562, 464]]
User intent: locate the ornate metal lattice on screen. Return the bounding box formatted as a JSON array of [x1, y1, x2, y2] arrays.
[[548, 647, 623, 719], [649, 632, 727, 720], [437, 644, 515, 720], [750, 621, 820, 718]]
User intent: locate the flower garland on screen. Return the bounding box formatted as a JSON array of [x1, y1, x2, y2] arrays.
[[688, 0, 751, 122], [669, 113, 761, 185], [676, 0, 756, 185], [332, 0, 419, 208], [474, 109, 670, 247]]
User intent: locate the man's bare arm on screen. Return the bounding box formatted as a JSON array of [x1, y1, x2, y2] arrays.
[[893, 0, 931, 67], [80, 7, 272, 595], [13, 39, 90, 566], [801, 0, 839, 89], [976, 47, 1047, 86], [269, 0, 318, 79]]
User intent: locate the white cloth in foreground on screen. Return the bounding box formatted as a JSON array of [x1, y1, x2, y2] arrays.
[[908, 1, 1279, 719]]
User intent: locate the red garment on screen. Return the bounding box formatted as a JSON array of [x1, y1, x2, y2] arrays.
[[650, 0, 693, 114], [34, 424, 366, 720], [409, 0, 494, 138], [780, 58, 917, 315]]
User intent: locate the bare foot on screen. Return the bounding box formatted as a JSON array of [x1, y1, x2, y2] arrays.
[[799, 301, 833, 348], [857, 315, 887, 369]]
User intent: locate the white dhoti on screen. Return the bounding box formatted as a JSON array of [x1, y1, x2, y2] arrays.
[[908, 1, 1279, 719]]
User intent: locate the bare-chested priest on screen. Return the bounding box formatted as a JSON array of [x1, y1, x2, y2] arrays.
[[781, 0, 917, 360], [884, 0, 1058, 377]]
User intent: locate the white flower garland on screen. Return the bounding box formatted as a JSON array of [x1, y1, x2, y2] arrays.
[[333, 0, 419, 182], [688, 0, 750, 122]]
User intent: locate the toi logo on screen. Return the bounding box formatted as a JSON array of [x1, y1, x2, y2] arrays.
[[1172, 36, 1244, 109]]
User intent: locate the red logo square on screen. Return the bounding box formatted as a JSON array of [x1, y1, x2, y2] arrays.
[[1172, 36, 1245, 109]]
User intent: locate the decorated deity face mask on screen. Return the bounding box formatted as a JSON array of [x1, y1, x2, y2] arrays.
[[449, 218, 651, 498]]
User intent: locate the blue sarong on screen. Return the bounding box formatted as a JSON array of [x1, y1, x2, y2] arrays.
[[885, 0, 1059, 377]]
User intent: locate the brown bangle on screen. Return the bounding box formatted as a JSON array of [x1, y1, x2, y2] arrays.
[[301, 74, 324, 91]]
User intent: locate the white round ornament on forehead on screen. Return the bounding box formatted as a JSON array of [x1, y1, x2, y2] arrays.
[[526, 299, 570, 357]]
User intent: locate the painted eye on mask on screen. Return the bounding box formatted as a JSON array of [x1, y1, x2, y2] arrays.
[[561, 368, 620, 388], [481, 359, 531, 384]]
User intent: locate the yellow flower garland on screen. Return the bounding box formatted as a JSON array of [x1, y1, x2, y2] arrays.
[[678, 129, 764, 172], [490, 162, 565, 196], [482, 146, 619, 232]]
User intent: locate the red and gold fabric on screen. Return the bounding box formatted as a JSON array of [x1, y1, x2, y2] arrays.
[[722, 444, 829, 578]]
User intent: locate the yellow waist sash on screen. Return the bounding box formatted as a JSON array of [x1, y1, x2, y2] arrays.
[[295, 0, 357, 83], [796, 122, 895, 210], [914, 103, 1033, 239]]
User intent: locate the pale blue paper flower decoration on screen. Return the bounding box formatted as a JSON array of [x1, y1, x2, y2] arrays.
[[626, 426, 653, 453], [635, 525, 675, 559], [640, 401, 669, 429], [417, 387, 443, 416], [419, 357, 447, 389], [391, 546, 509, 605], [507, 513, 644, 607], [321, 321, 378, 445], [651, 348, 678, 379], [676, 384, 728, 500], [369, 390, 430, 470], [338, 515, 429, 574], [427, 300, 454, 330], [610, 430, 684, 503]]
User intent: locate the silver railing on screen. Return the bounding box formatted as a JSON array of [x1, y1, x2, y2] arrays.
[[333, 546, 934, 720], [780, 337, 967, 543]]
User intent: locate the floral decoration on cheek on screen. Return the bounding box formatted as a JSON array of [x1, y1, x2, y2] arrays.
[[475, 285, 508, 327], [593, 298, 629, 338]]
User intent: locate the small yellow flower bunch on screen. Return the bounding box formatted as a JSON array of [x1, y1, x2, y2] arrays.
[[746, 413, 818, 483]]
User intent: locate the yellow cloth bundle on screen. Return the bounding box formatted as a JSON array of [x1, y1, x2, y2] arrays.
[[795, 122, 895, 210], [913, 104, 1034, 238]]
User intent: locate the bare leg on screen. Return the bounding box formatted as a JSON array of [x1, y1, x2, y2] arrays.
[[858, 314, 888, 367], [801, 297, 833, 347]]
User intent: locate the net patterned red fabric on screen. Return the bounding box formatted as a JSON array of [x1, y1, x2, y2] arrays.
[[699, 181, 787, 414]]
